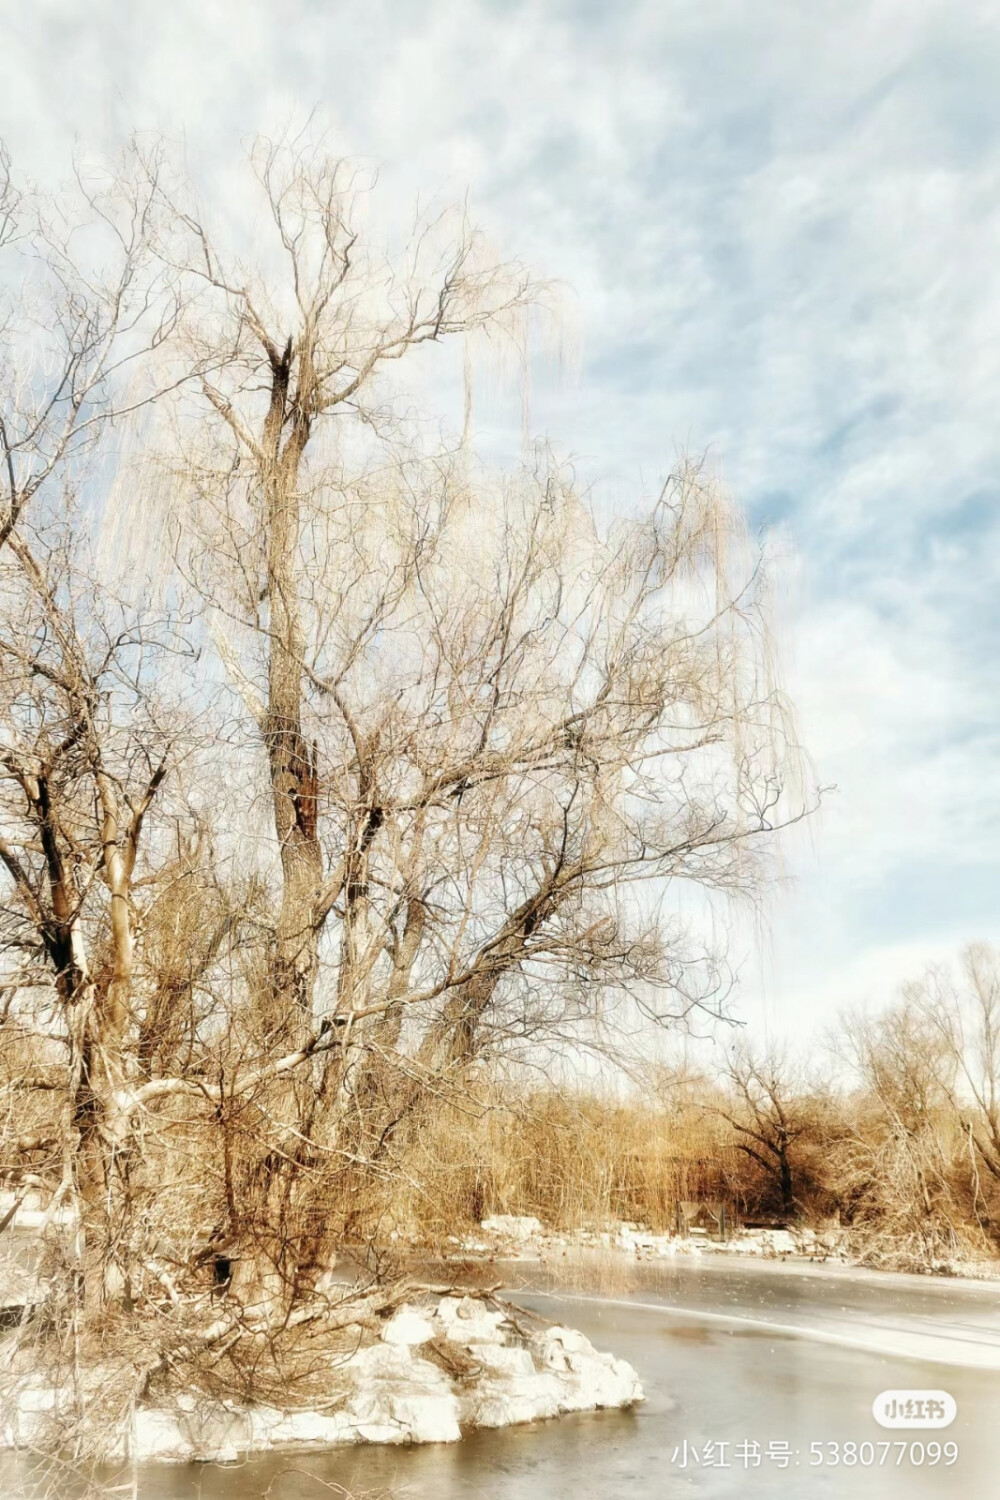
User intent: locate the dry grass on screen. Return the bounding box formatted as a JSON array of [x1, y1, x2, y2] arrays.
[[349, 1077, 762, 1243], [351, 1048, 1000, 1275]]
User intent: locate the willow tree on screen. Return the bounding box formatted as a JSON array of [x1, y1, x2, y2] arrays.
[[134, 139, 803, 1306], [0, 137, 804, 1358]]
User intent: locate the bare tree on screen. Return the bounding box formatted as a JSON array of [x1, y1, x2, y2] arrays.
[[904, 945, 1000, 1236], [713, 1040, 808, 1217], [0, 503, 206, 1312], [827, 1000, 969, 1268], [155, 138, 541, 1026], [117, 136, 803, 1307], [0, 136, 807, 1458], [0, 147, 202, 1319]]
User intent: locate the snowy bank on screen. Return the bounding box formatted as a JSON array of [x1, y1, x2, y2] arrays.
[[451, 1215, 850, 1264], [1, 1295, 643, 1463]]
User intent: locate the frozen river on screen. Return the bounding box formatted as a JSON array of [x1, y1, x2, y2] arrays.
[[6, 1252, 1000, 1498]]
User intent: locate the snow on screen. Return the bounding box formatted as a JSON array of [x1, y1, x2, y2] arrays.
[[434, 1293, 508, 1343], [536, 1326, 646, 1412], [1, 1379, 68, 1449], [380, 1305, 437, 1346], [0, 1295, 644, 1464], [481, 1214, 544, 1241], [462, 1368, 564, 1428], [462, 1215, 851, 1264]]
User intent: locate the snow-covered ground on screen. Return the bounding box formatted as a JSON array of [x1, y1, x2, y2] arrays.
[[457, 1214, 1000, 1281], [0, 1295, 643, 1463], [462, 1213, 848, 1264]]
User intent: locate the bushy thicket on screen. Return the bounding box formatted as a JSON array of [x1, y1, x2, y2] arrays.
[[367, 951, 1000, 1274]]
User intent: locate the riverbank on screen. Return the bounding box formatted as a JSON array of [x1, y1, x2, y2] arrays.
[[441, 1214, 1000, 1282], [0, 1291, 642, 1465]]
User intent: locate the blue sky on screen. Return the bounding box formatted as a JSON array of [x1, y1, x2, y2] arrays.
[[3, 0, 999, 1035]]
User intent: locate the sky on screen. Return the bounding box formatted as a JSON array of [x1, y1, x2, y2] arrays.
[[2, 0, 999, 1041]]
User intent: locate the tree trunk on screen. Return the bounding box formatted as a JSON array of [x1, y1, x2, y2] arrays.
[[262, 351, 323, 1026]]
